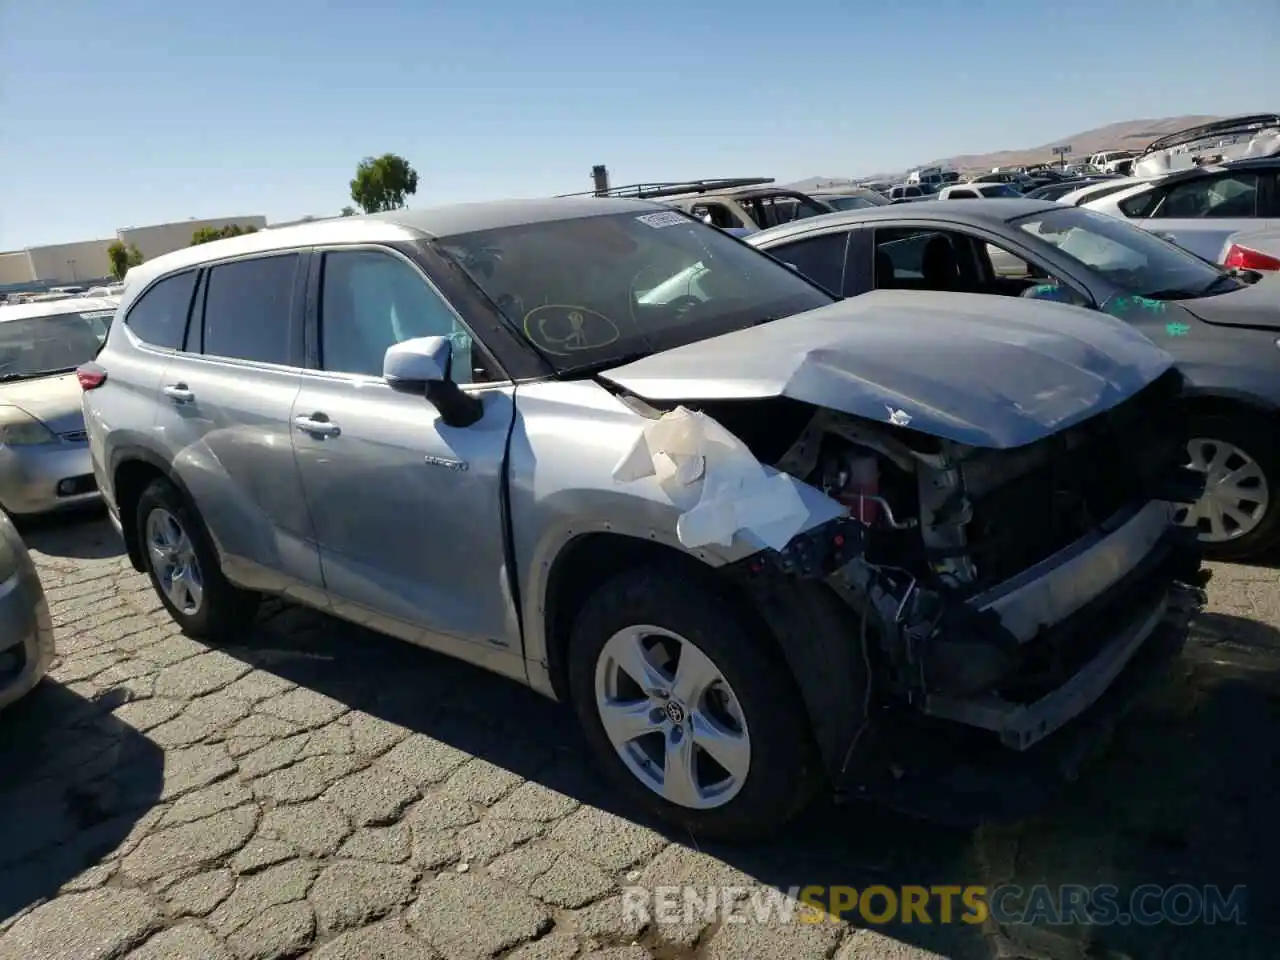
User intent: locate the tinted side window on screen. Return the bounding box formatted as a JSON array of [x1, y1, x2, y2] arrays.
[[770, 233, 849, 295], [876, 229, 951, 278], [319, 249, 487, 384], [1152, 173, 1259, 219], [1118, 189, 1161, 219], [124, 271, 197, 349], [201, 255, 299, 365]]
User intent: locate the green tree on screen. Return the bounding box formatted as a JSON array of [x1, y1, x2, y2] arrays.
[[349, 154, 419, 214], [107, 241, 144, 280], [340, 205, 357, 217], [190, 223, 259, 246]]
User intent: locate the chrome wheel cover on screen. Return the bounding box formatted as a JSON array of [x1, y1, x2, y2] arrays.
[[594, 625, 751, 810], [146, 507, 204, 616], [1176, 437, 1270, 544]]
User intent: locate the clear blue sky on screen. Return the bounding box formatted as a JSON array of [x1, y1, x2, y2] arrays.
[[2, 0, 1277, 249]]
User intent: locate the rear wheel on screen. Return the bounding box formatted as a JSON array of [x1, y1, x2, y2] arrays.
[[136, 479, 258, 640], [1176, 413, 1280, 561], [567, 566, 821, 840]]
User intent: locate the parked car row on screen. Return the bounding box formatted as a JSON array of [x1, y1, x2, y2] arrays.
[[746, 198, 1280, 559]]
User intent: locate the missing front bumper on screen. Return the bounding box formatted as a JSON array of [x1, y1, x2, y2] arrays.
[[923, 579, 1202, 750], [833, 599, 1197, 826]]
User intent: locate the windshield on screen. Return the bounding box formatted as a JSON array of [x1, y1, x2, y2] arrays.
[[1015, 206, 1229, 300], [0, 310, 113, 380], [980, 184, 1023, 198], [438, 211, 833, 372]]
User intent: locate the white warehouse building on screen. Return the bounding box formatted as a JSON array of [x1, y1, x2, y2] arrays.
[[0, 214, 268, 288]]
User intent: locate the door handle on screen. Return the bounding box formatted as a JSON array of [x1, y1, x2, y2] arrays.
[[293, 414, 340, 437], [162, 384, 194, 403]]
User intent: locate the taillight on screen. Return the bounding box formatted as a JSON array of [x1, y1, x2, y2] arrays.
[[1223, 244, 1280, 272], [77, 363, 107, 390]]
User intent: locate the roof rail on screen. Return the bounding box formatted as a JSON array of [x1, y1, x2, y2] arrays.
[[1139, 114, 1280, 157], [556, 177, 775, 200]]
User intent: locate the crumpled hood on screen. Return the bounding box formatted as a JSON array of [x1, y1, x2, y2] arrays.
[[1177, 274, 1280, 331], [0, 373, 86, 435], [600, 290, 1175, 450]]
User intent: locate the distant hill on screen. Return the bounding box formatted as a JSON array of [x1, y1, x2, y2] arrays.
[[930, 115, 1222, 173], [785, 115, 1222, 187]]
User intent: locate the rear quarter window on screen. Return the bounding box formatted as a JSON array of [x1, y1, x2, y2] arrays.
[[124, 271, 198, 349], [1118, 189, 1162, 219]]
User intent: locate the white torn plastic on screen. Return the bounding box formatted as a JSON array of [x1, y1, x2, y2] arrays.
[[611, 406, 812, 551]]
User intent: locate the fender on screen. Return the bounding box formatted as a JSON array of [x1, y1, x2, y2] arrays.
[[516, 480, 844, 698], [1179, 361, 1280, 414], [108, 435, 211, 572]]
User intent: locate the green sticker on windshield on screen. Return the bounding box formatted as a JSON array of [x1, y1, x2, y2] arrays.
[[1165, 321, 1190, 337], [1104, 294, 1169, 319]]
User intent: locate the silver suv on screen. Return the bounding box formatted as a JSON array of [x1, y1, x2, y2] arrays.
[[82, 198, 1207, 837]]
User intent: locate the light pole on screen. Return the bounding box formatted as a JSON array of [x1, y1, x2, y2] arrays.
[[66, 258, 78, 281]]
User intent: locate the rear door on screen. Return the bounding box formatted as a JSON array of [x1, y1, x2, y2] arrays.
[[154, 251, 323, 604], [290, 244, 518, 654], [1128, 166, 1280, 261]]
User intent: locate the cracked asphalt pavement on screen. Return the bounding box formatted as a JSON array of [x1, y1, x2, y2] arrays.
[[1, 513, 1276, 960]]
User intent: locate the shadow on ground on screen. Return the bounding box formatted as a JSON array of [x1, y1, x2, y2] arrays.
[[203, 598, 1279, 959], [991, 611, 1280, 959], [1226, 543, 1280, 571], [16, 508, 123, 561], [0, 682, 164, 922]]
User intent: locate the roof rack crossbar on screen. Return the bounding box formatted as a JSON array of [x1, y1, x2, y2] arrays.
[[556, 177, 775, 200], [1140, 114, 1280, 157]]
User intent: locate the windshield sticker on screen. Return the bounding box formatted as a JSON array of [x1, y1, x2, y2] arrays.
[[523, 304, 620, 356], [636, 211, 689, 229], [1104, 294, 1169, 319], [1165, 321, 1191, 337]]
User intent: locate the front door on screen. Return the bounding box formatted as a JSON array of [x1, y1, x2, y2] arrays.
[[290, 245, 518, 653], [154, 252, 324, 604]]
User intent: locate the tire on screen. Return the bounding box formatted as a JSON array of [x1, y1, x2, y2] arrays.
[[567, 565, 822, 840], [1182, 413, 1280, 562], [135, 478, 259, 640]]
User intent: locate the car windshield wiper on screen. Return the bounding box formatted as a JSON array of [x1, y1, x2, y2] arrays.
[[0, 366, 77, 382], [1198, 272, 1242, 297], [570, 351, 655, 376], [1138, 288, 1197, 301]]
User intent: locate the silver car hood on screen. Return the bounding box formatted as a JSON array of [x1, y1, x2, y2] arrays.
[[0, 373, 86, 435], [600, 290, 1175, 449]]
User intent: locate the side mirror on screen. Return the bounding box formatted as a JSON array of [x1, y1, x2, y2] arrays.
[[384, 335, 451, 385], [383, 336, 483, 428]]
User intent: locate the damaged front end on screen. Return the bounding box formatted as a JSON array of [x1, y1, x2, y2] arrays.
[[613, 366, 1209, 823]]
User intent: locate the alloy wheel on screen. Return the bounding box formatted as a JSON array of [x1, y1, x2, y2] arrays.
[[594, 625, 751, 810], [145, 507, 204, 616], [1176, 437, 1270, 544]]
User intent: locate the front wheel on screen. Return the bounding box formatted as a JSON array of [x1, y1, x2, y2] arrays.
[[567, 566, 821, 840], [1176, 413, 1280, 561]]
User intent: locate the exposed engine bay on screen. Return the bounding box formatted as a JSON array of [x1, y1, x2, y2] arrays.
[[616, 367, 1209, 775]]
